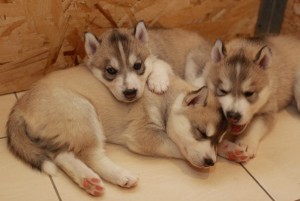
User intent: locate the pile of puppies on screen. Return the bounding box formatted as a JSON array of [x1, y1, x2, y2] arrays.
[[6, 21, 300, 196]]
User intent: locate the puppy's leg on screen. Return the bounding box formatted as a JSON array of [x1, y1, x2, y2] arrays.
[[218, 139, 249, 162], [129, 135, 183, 159], [147, 58, 173, 94], [218, 114, 274, 162], [81, 146, 138, 188], [125, 126, 184, 159], [54, 152, 104, 196]]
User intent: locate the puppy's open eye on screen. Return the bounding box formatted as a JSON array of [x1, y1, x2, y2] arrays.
[[217, 88, 229, 96], [106, 66, 117, 75], [133, 61, 145, 75], [133, 62, 142, 70], [244, 91, 254, 97]]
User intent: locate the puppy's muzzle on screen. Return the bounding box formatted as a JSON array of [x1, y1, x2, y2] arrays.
[[203, 158, 215, 167], [226, 111, 241, 123], [123, 89, 137, 100]]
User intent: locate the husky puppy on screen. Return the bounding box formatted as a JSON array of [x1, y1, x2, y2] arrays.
[[7, 65, 226, 196], [187, 35, 300, 162], [84, 21, 209, 102]]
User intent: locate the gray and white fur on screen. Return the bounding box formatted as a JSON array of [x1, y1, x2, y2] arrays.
[[84, 21, 209, 103], [186, 35, 300, 162], [7, 61, 226, 196]]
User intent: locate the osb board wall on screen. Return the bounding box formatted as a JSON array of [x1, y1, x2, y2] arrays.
[[0, 0, 260, 95], [281, 0, 300, 35]]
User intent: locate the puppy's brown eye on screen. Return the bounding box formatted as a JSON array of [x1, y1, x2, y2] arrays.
[[106, 67, 117, 75], [133, 62, 142, 70], [244, 91, 254, 97]]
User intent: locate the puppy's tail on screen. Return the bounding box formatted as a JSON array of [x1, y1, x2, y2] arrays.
[[6, 108, 57, 175]]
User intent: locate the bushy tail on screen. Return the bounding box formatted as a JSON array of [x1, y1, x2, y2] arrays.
[[6, 109, 57, 175]]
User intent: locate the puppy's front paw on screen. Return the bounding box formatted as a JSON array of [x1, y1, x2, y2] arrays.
[[146, 58, 172, 94], [218, 139, 253, 163], [236, 138, 258, 160], [116, 170, 139, 188], [147, 73, 169, 94]]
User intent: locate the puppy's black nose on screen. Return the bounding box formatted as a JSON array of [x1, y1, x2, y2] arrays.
[[226, 111, 241, 122], [123, 89, 137, 99], [203, 158, 215, 167]]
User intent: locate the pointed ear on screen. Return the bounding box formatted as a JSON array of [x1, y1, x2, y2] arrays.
[[84, 32, 100, 58], [184, 86, 208, 107], [254, 45, 272, 70], [211, 39, 226, 63], [134, 21, 149, 43]]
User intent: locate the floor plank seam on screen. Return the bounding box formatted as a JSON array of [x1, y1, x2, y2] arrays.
[[49, 176, 63, 201], [240, 164, 275, 201]]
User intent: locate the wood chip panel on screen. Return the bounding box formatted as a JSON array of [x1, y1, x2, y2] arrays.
[[281, 0, 300, 36], [0, 0, 260, 95]]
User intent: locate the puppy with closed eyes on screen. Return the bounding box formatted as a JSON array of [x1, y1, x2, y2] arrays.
[[185, 35, 300, 162]]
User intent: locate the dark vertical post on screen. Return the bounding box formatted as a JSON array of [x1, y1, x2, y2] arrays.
[[255, 0, 288, 36]]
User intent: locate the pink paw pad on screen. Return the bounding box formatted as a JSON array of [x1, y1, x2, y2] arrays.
[[227, 152, 236, 161], [227, 149, 249, 162], [218, 140, 251, 163], [235, 150, 242, 155], [82, 178, 104, 196], [239, 155, 248, 161]]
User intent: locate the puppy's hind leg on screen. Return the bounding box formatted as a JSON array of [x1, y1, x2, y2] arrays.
[[80, 146, 138, 188], [126, 128, 184, 159], [54, 152, 104, 196], [75, 101, 138, 188]]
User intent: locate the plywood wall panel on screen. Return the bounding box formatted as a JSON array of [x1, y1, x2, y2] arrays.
[[281, 0, 300, 36], [0, 0, 262, 95]]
